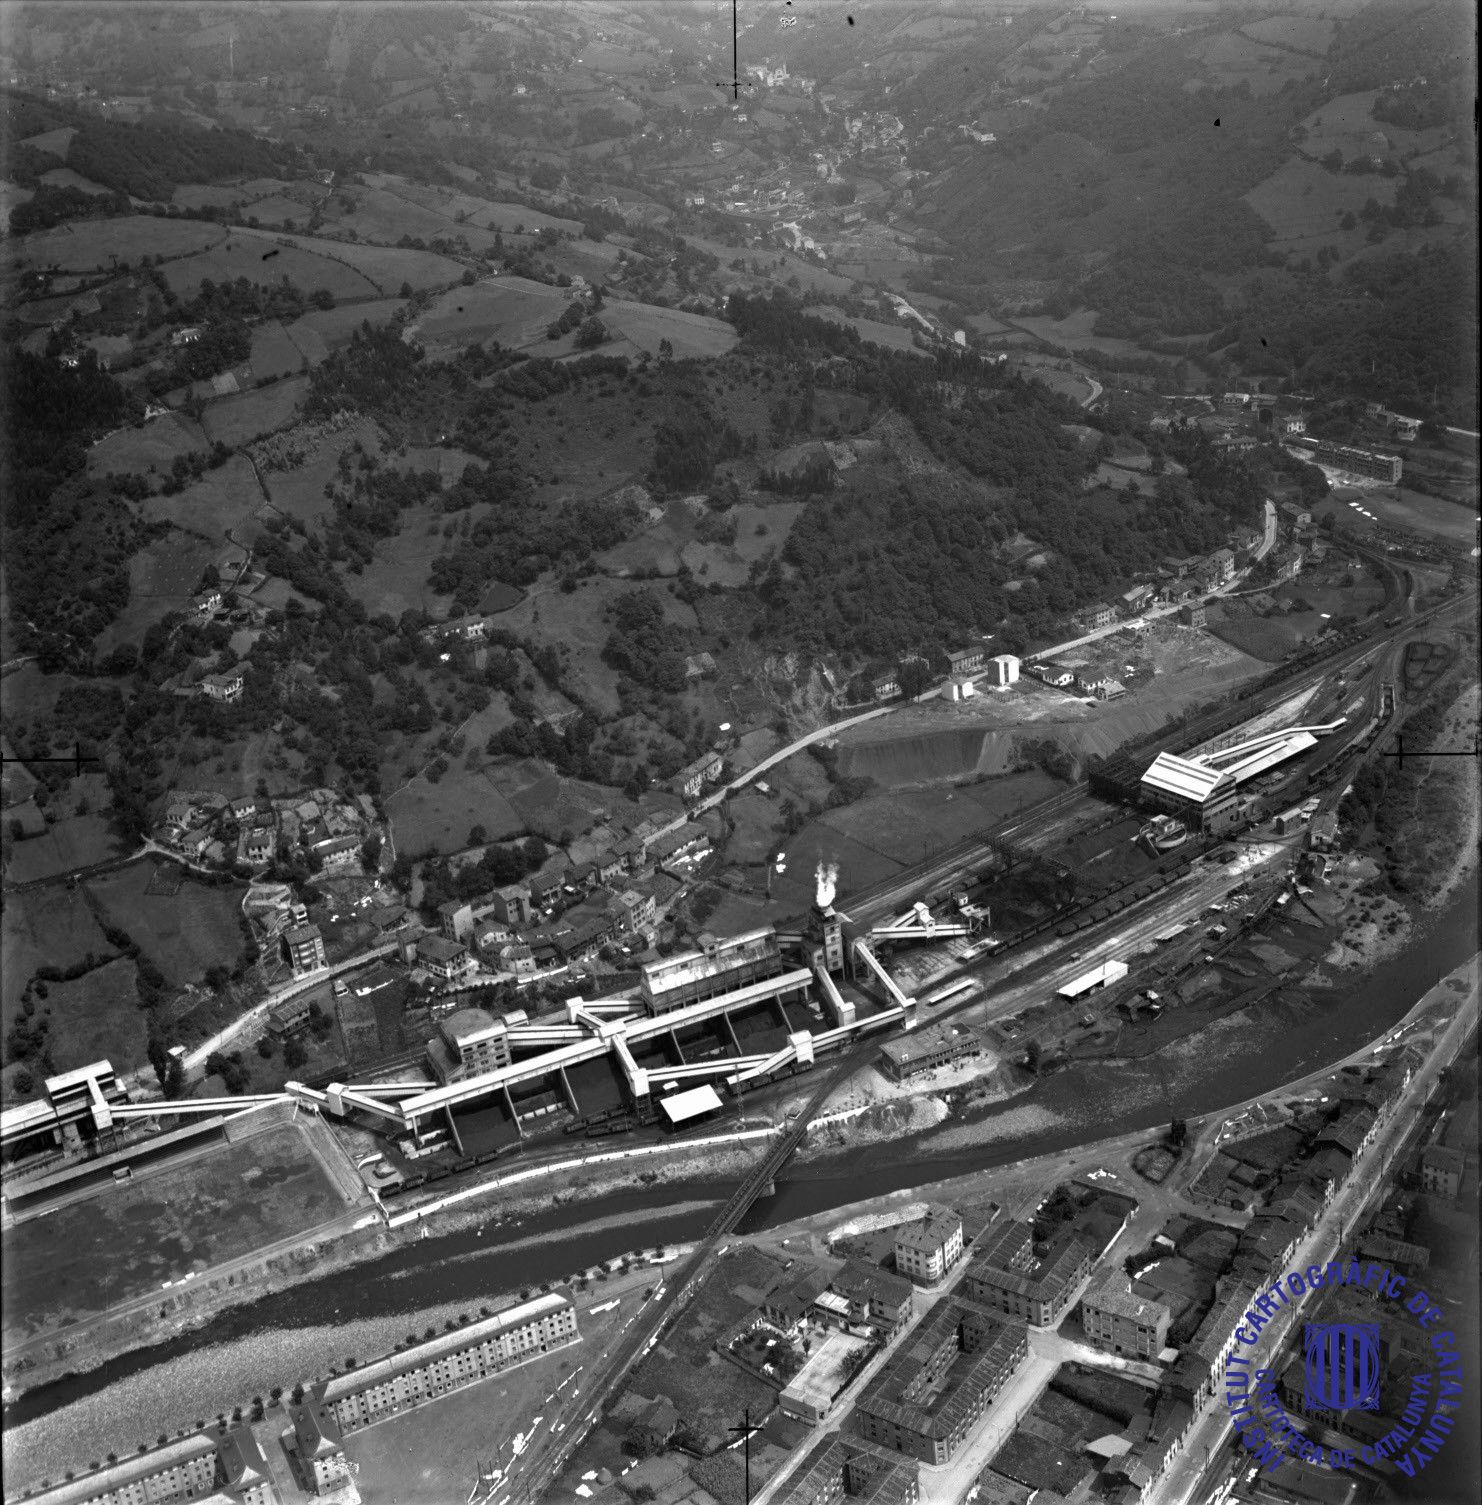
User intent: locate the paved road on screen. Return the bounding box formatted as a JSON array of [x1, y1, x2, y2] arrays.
[[1252, 499, 1278, 563], [515, 1042, 877, 1503], [181, 942, 399, 1071], [1151, 968, 1479, 1505], [692, 702, 897, 815]]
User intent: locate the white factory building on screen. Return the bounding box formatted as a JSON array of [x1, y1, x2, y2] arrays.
[[985, 655, 1020, 687], [1139, 723, 1343, 834]]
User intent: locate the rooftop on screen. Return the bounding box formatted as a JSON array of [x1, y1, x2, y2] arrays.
[[896, 1204, 962, 1255]]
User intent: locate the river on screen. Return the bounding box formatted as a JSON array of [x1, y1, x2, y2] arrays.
[[5, 870, 1477, 1433]]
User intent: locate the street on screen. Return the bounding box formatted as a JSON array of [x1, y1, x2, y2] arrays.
[[1151, 967, 1479, 1504]]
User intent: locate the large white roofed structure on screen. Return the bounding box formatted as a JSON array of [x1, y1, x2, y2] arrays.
[[1140, 752, 1227, 804], [1140, 722, 1343, 810], [658, 1083, 724, 1124]]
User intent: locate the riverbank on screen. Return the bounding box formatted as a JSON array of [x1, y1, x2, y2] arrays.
[[9, 948, 1474, 1497]]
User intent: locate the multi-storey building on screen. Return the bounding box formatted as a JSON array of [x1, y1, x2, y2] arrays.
[[878, 1022, 984, 1084], [984, 655, 1019, 686], [426, 1007, 514, 1083], [15, 1425, 272, 1505], [962, 1221, 1092, 1328], [853, 1299, 1026, 1465], [770, 1436, 919, 1505], [284, 924, 326, 975], [318, 1293, 578, 1434], [415, 934, 477, 985], [1304, 439, 1402, 484], [1080, 1276, 1171, 1359], [1420, 1145, 1464, 1198], [893, 1205, 964, 1286]]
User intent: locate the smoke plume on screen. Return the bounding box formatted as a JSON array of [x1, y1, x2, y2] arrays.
[[815, 861, 838, 910]]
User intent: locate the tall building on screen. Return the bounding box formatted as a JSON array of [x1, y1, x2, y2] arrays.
[[963, 1221, 1093, 1328], [318, 1292, 579, 1434], [853, 1298, 1026, 1465], [893, 1205, 964, 1286], [427, 1007, 513, 1083], [985, 655, 1019, 686], [638, 927, 788, 1015], [808, 902, 846, 976], [284, 923, 326, 975], [1080, 1276, 1171, 1359]]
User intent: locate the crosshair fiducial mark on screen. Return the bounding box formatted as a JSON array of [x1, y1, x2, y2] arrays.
[[1382, 734, 1482, 770], [0, 740, 101, 776]]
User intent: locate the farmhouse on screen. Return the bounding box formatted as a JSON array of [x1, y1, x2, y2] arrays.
[[416, 935, 477, 984], [237, 824, 274, 866], [269, 995, 312, 1038], [191, 588, 223, 617], [199, 669, 244, 703], [1023, 662, 1071, 688], [313, 833, 362, 873], [672, 750, 724, 801]]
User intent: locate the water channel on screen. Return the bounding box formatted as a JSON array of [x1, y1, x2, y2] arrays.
[[6, 869, 1477, 1434]]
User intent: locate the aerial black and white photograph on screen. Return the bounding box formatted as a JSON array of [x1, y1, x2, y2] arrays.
[[0, 2, 1477, 1503]]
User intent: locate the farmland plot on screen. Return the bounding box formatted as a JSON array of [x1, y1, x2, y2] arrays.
[[161, 238, 378, 300], [199, 376, 309, 447], [137, 455, 264, 540], [85, 861, 248, 987], [222, 224, 466, 294], [10, 216, 225, 273], [87, 411, 208, 480], [1, 888, 118, 1023], [249, 319, 307, 381], [411, 275, 571, 355], [1245, 157, 1399, 241]]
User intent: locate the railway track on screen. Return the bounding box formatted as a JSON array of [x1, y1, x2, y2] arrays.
[[516, 1040, 875, 1503]]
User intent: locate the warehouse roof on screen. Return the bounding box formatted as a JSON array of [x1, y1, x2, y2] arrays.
[[1141, 752, 1227, 804], [658, 1083, 723, 1124]]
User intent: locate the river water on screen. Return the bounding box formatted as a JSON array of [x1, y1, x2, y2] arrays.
[[6, 870, 1477, 1432]]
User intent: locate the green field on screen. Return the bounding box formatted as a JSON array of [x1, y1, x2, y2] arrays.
[[1, 888, 119, 1027], [161, 239, 377, 301], [3, 814, 120, 885], [1245, 156, 1399, 243], [264, 420, 387, 524], [87, 413, 208, 481], [84, 861, 248, 988], [199, 378, 309, 448], [34, 958, 149, 1077], [386, 766, 526, 857], [11, 216, 224, 273], [1339, 486, 1479, 545], [225, 225, 467, 294], [412, 275, 571, 355], [1189, 30, 1317, 94], [1239, 14, 1334, 55], [93, 532, 222, 657], [249, 320, 306, 381], [337, 501, 469, 618], [137, 454, 264, 540], [811, 305, 927, 357], [0, 1121, 346, 1345], [597, 298, 737, 360]]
